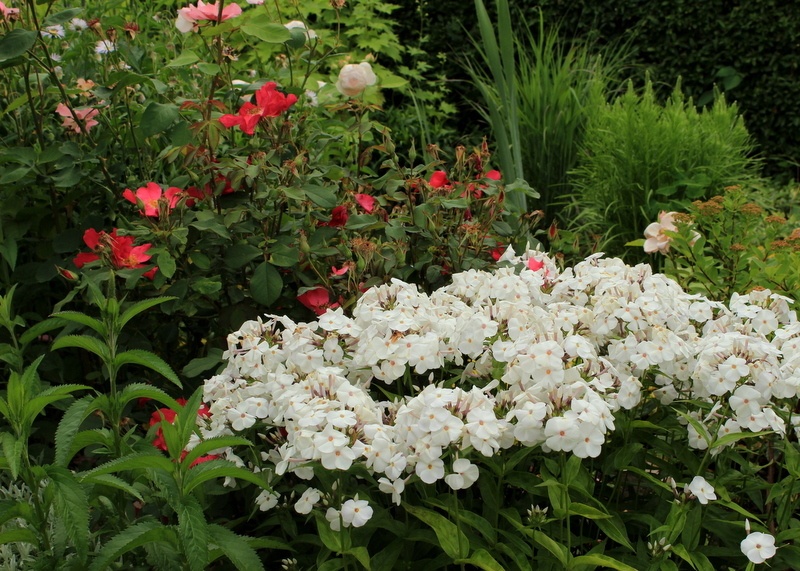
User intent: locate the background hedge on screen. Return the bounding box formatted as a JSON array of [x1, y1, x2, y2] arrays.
[[394, 0, 800, 182]]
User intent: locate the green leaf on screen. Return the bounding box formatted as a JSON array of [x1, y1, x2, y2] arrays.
[[181, 435, 252, 468], [207, 524, 266, 571], [44, 8, 83, 25], [114, 349, 181, 387], [0, 30, 37, 62], [18, 317, 67, 347], [224, 243, 263, 269], [119, 296, 176, 330], [1, 433, 23, 479], [141, 102, 179, 138], [304, 185, 339, 208], [569, 502, 611, 520], [178, 495, 208, 571], [23, 384, 88, 427], [157, 251, 177, 279], [79, 451, 176, 480], [404, 504, 469, 560], [88, 520, 176, 571], [182, 460, 270, 494], [0, 527, 39, 547], [345, 546, 371, 570], [455, 549, 505, 571], [55, 395, 100, 466], [174, 387, 204, 454], [81, 473, 144, 501], [240, 16, 292, 43], [182, 348, 224, 378], [119, 383, 182, 411], [250, 262, 282, 307], [268, 246, 299, 268], [314, 511, 343, 553], [167, 49, 200, 67], [46, 465, 89, 561], [595, 513, 635, 552], [52, 334, 110, 362], [571, 554, 639, 571], [532, 530, 569, 567]]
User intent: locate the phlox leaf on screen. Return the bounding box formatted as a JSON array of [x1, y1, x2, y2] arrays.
[[404, 503, 470, 560], [571, 554, 639, 571], [454, 548, 505, 571]]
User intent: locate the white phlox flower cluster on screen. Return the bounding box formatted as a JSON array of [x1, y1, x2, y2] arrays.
[[200, 250, 800, 520]]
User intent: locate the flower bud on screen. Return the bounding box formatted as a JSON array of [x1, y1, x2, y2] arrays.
[[336, 62, 377, 97]]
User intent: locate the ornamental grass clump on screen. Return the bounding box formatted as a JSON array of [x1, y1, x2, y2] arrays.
[[197, 249, 800, 569], [570, 78, 756, 261]]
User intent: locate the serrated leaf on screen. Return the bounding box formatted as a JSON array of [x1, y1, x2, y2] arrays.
[[18, 317, 67, 347], [23, 384, 88, 427], [175, 387, 204, 454], [119, 383, 182, 411], [79, 451, 176, 480], [1, 433, 23, 479], [55, 395, 101, 466], [67, 428, 114, 460], [0, 528, 39, 546], [46, 466, 89, 561], [250, 262, 282, 307], [404, 504, 469, 560], [118, 296, 176, 329], [178, 495, 208, 571], [181, 436, 252, 468], [52, 334, 110, 362], [88, 519, 176, 571], [0, 500, 32, 527], [182, 460, 270, 494], [207, 524, 266, 571], [81, 473, 143, 501], [114, 349, 181, 387]]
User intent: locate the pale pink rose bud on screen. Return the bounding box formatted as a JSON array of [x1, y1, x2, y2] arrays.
[[336, 62, 377, 97]]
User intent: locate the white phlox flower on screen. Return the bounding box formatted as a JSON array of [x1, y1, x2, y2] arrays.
[[685, 476, 717, 504]]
